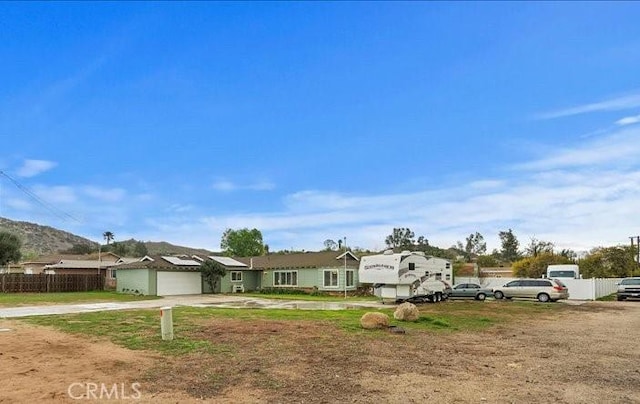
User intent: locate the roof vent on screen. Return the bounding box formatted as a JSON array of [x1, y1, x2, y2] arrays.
[[401, 250, 411, 255], [383, 249, 394, 255]]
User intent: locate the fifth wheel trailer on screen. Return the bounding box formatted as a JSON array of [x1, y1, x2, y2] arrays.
[[359, 250, 453, 303]]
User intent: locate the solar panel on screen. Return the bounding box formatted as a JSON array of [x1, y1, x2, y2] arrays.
[[209, 256, 248, 267], [161, 256, 201, 266]]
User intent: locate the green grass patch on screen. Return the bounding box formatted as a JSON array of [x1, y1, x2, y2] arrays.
[[596, 293, 617, 301], [22, 300, 566, 355], [0, 291, 160, 307]]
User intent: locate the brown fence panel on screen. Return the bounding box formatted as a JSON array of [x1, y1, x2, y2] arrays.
[[0, 274, 105, 293]]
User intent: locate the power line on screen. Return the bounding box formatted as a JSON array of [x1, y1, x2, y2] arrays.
[[0, 170, 80, 223]]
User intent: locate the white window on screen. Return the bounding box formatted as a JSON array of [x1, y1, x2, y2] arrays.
[[323, 270, 339, 288], [110, 269, 117, 279], [274, 271, 298, 286], [346, 270, 355, 287], [231, 271, 243, 282]]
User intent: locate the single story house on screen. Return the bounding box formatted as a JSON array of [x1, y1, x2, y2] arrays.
[[116, 251, 361, 296]]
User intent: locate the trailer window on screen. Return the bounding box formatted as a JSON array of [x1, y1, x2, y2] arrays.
[[409, 263, 415, 271], [323, 270, 339, 288]]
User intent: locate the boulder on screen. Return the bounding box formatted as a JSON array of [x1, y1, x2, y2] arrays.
[[393, 302, 420, 322], [360, 312, 390, 329]]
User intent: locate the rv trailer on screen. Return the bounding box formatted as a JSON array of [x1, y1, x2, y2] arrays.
[[359, 250, 453, 303]]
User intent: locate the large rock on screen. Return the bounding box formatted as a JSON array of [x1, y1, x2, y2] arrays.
[[360, 312, 390, 329], [393, 302, 420, 322]]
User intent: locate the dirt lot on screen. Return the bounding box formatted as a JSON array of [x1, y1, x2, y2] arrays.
[[1, 301, 639, 403]]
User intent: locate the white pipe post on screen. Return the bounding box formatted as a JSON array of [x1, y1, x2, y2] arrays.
[[344, 237, 347, 299], [160, 306, 174, 341]]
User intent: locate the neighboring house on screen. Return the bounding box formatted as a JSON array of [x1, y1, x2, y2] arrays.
[[480, 266, 514, 277], [20, 252, 121, 275], [237, 251, 361, 293]]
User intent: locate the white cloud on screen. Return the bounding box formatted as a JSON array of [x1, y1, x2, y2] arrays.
[[615, 114, 640, 126], [537, 93, 640, 120], [32, 185, 76, 204], [515, 126, 640, 171], [212, 180, 236, 192], [212, 179, 275, 192], [83, 186, 126, 202], [16, 159, 57, 177], [182, 135, 640, 252]]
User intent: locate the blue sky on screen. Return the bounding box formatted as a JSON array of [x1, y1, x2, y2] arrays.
[[1, 2, 640, 253]]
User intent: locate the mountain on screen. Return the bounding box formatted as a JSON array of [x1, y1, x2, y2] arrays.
[[0, 217, 213, 257], [0, 217, 97, 255]]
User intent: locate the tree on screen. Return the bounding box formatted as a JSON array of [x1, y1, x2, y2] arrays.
[[60, 243, 95, 254], [580, 246, 637, 278], [385, 228, 415, 249], [457, 232, 487, 262], [0, 231, 22, 266], [512, 252, 572, 278], [103, 231, 115, 245], [220, 228, 265, 257], [111, 242, 128, 256], [323, 239, 338, 251], [133, 241, 148, 257], [201, 259, 227, 293], [558, 249, 577, 261], [499, 229, 520, 262], [525, 237, 554, 257]]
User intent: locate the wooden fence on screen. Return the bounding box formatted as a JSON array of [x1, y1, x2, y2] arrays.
[[0, 274, 105, 293]]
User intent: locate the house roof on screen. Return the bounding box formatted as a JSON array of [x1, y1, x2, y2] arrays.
[[235, 251, 360, 270], [116, 255, 202, 271], [44, 260, 111, 270]]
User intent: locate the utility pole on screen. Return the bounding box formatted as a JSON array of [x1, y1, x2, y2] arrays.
[[344, 237, 347, 299], [630, 236, 640, 276]]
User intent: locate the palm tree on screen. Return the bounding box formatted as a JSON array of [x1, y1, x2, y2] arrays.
[[103, 231, 115, 245]]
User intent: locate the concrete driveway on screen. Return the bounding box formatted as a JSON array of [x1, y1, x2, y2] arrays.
[[0, 295, 385, 318]]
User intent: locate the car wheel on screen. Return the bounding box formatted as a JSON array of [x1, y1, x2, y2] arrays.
[[537, 293, 550, 303], [476, 293, 486, 301], [494, 291, 504, 299]]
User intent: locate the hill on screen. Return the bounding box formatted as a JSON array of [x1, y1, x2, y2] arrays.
[[0, 217, 213, 257], [0, 217, 97, 255]]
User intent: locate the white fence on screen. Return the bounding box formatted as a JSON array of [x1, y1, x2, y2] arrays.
[[453, 277, 622, 301]]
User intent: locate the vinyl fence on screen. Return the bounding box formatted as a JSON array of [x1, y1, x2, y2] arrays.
[[454, 276, 622, 301], [0, 274, 105, 293]]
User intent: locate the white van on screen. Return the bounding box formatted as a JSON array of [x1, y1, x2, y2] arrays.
[[546, 264, 580, 279]]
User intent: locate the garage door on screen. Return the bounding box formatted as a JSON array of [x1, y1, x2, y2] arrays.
[[156, 271, 202, 296]]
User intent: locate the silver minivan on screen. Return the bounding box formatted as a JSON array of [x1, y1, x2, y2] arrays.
[[493, 279, 569, 302]]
